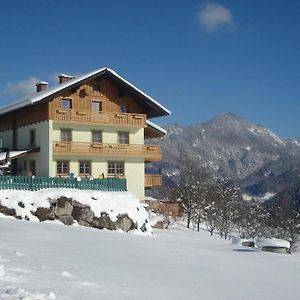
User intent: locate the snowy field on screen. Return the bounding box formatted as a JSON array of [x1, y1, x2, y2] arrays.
[[0, 217, 300, 300]]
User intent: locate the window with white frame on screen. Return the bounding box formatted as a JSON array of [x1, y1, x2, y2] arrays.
[[118, 132, 129, 144], [92, 131, 102, 144], [79, 161, 91, 176], [61, 129, 72, 142], [107, 161, 124, 177], [57, 161, 69, 176], [91, 100, 102, 112]]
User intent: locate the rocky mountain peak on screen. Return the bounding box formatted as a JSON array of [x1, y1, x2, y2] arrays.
[[147, 113, 300, 198]]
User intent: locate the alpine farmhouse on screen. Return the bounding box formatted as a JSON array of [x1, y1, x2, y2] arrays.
[[0, 68, 170, 200]]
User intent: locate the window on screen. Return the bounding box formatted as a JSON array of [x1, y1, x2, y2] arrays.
[[79, 161, 91, 176], [29, 160, 36, 175], [92, 83, 101, 92], [61, 98, 72, 109], [29, 129, 36, 146], [57, 161, 69, 176], [108, 161, 124, 177], [118, 132, 129, 144], [0, 136, 2, 148], [61, 129, 72, 142], [120, 104, 127, 113], [23, 161, 27, 171], [91, 101, 102, 112], [92, 131, 102, 144]]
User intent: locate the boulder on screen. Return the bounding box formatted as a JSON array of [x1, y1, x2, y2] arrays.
[[116, 214, 135, 232], [92, 213, 116, 230], [35, 207, 55, 221], [151, 219, 170, 229], [58, 215, 74, 225], [72, 207, 94, 224], [72, 200, 90, 209], [0, 205, 16, 216], [78, 219, 92, 227], [55, 197, 73, 217]]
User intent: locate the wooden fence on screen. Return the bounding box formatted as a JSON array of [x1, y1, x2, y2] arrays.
[[0, 176, 127, 192]]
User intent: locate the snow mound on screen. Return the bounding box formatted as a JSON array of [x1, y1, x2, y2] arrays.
[[255, 238, 290, 249], [0, 189, 152, 234]]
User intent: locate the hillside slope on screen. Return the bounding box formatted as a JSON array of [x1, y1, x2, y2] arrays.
[[1, 217, 300, 299]]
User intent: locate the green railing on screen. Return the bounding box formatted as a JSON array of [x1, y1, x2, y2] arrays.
[[0, 176, 127, 192]]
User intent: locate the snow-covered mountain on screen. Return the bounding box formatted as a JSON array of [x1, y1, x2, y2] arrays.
[[147, 113, 300, 197]]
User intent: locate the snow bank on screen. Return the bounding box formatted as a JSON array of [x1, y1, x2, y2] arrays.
[[0, 189, 152, 234], [255, 238, 290, 249]]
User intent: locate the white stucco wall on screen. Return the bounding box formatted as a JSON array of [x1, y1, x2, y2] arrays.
[[51, 155, 145, 200], [52, 123, 144, 144], [16, 121, 51, 176], [0, 129, 13, 149], [51, 122, 145, 200]]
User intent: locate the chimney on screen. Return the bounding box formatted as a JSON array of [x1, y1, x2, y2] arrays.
[[59, 74, 75, 84], [36, 81, 48, 93]]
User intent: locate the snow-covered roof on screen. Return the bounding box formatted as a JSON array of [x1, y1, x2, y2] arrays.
[[146, 120, 167, 136], [0, 150, 31, 162], [0, 68, 170, 118]]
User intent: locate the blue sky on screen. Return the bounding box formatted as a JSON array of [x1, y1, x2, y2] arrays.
[[0, 0, 299, 138]]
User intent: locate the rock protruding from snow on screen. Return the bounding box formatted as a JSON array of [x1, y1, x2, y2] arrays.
[[35, 207, 55, 221]]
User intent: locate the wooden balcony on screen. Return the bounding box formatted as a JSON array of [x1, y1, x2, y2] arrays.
[[53, 142, 162, 161], [145, 174, 162, 188], [51, 109, 147, 127]]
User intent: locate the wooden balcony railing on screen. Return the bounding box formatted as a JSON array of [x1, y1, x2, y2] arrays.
[[145, 174, 162, 187], [53, 142, 162, 161], [51, 109, 147, 127]]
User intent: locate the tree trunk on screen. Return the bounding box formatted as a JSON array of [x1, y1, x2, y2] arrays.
[[187, 210, 191, 228]]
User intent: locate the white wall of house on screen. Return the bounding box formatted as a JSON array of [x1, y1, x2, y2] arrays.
[[125, 157, 145, 201], [16, 121, 51, 176], [0, 129, 13, 150], [51, 123, 145, 200], [51, 155, 145, 200], [52, 123, 144, 144]]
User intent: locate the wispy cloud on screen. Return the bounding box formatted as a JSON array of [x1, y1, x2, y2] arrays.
[[198, 2, 233, 33], [48, 72, 60, 85], [2, 71, 82, 100], [3, 77, 41, 99]]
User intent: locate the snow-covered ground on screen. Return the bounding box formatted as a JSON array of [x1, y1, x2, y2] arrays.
[[0, 217, 300, 300]]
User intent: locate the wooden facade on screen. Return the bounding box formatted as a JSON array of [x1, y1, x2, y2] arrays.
[[145, 174, 162, 187], [0, 102, 49, 132], [53, 142, 162, 161], [0, 78, 148, 131], [49, 79, 145, 117]]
